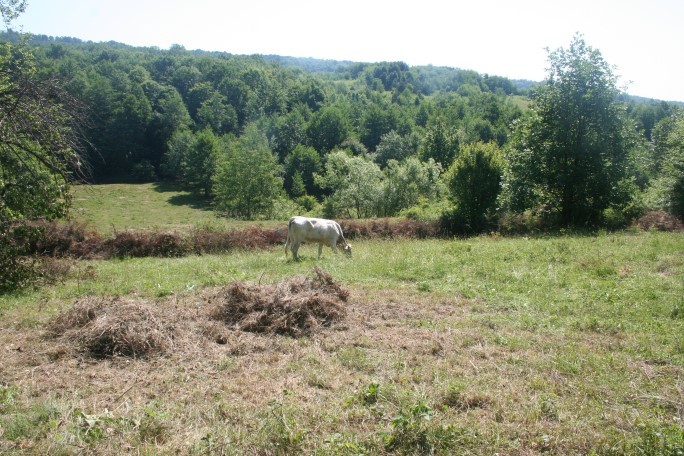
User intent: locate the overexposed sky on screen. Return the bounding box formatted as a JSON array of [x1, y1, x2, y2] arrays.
[[12, 0, 684, 101]]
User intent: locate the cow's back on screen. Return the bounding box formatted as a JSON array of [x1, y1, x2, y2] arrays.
[[289, 217, 338, 243]]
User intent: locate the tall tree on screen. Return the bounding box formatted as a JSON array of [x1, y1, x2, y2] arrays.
[[183, 128, 219, 197], [0, 39, 85, 290], [382, 157, 444, 216], [213, 124, 283, 219], [306, 105, 349, 154], [420, 120, 459, 168], [501, 35, 637, 227], [445, 142, 503, 233], [0, 0, 26, 25], [647, 110, 684, 218], [315, 151, 383, 218], [283, 145, 322, 197]]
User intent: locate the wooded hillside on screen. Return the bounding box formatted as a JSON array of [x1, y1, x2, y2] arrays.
[[1, 31, 682, 227]]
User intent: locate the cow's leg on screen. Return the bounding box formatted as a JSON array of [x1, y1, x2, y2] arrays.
[[292, 242, 300, 261], [317, 243, 323, 259]]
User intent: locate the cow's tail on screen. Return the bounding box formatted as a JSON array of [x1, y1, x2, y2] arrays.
[[284, 217, 294, 257]]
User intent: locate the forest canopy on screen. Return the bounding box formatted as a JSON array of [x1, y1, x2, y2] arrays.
[[0, 30, 681, 227]]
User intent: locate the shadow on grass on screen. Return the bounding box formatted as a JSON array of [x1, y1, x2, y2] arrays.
[[152, 182, 213, 211]]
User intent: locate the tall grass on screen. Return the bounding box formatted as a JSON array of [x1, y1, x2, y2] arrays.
[[4, 232, 683, 342], [1, 230, 682, 454]]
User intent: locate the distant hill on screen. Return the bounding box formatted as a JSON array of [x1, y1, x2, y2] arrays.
[[9, 30, 679, 104]]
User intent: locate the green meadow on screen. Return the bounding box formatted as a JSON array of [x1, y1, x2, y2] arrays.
[[1, 184, 682, 454]]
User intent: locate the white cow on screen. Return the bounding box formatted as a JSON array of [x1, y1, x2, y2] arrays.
[[285, 216, 352, 260]]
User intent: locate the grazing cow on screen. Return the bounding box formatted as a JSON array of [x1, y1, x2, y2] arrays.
[[285, 216, 352, 260]]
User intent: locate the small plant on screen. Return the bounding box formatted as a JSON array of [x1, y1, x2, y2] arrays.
[[384, 400, 435, 453], [73, 408, 115, 445], [137, 408, 169, 444], [258, 401, 306, 454], [362, 382, 380, 406]]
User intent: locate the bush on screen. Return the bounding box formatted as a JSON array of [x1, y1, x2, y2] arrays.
[[637, 211, 683, 232], [130, 160, 157, 183], [104, 230, 191, 258], [444, 142, 503, 234], [497, 206, 557, 235]]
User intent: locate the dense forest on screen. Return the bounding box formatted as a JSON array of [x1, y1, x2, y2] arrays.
[[1, 30, 682, 228]]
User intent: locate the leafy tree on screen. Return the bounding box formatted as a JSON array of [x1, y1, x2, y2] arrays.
[[306, 105, 349, 153], [0, 0, 26, 25], [162, 128, 194, 180], [382, 157, 444, 216], [360, 103, 403, 151], [143, 81, 192, 167], [647, 110, 684, 218], [375, 130, 412, 168], [213, 124, 283, 219], [196, 92, 238, 135], [283, 145, 322, 197], [0, 40, 84, 290], [501, 35, 637, 227], [444, 142, 503, 233], [315, 151, 383, 218], [183, 128, 219, 197], [420, 120, 459, 168], [269, 105, 309, 160]]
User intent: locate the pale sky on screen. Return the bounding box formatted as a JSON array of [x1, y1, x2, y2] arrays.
[[12, 0, 684, 102]]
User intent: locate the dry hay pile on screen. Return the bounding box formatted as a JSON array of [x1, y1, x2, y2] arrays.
[[47, 296, 173, 359], [209, 267, 348, 337]]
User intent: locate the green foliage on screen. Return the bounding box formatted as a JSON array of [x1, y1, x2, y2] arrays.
[[444, 141, 503, 233], [0, 0, 25, 25], [646, 110, 684, 218], [0, 40, 84, 291], [306, 105, 349, 153], [420, 120, 460, 168], [383, 400, 466, 454], [196, 91, 238, 135], [360, 102, 410, 151], [501, 35, 638, 227], [374, 130, 414, 167], [184, 128, 220, 197], [315, 151, 384, 218], [283, 145, 322, 197], [212, 124, 283, 219], [382, 157, 445, 216], [130, 159, 157, 182]]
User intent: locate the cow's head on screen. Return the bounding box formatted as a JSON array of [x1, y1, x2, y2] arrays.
[[343, 243, 352, 257]]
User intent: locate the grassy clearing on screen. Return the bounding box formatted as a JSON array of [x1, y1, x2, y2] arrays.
[[1, 231, 683, 454], [70, 183, 283, 233]]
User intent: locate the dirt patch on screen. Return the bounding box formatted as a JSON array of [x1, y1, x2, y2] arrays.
[[208, 267, 348, 337]]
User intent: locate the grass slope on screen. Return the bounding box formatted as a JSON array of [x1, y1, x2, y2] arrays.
[[0, 184, 682, 454], [70, 182, 283, 233]]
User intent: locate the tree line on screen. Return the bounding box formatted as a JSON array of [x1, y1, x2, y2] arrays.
[[2, 22, 684, 289]]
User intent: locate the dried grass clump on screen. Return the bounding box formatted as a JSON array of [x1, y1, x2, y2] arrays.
[[339, 218, 440, 240], [637, 211, 683, 232], [209, 268, 348, 337], [9, 220, 105, 259], [104, 230, 191, 258], [227, 225, 288, 250], [47, 296, 173, 359]]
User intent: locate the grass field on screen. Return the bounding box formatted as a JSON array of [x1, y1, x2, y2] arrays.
[[1, 184, 683, 454], [70, 182, 283, 233]]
